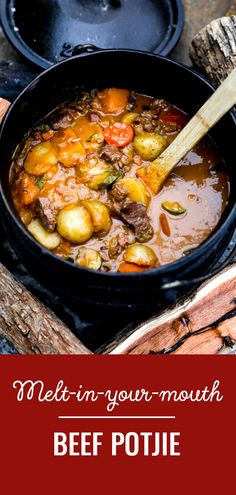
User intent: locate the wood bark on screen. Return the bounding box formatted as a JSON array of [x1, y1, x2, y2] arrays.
[[172, 0, 231, 65], [107, 265, 236, 355], [0, 97, 10, 122], [190, 16, 236, 86], [0, 263, 91, 354]]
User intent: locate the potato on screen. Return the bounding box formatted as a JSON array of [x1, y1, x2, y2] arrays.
[[82, 200, 111, 234], [57, 205, 93, 243], [122, 112, 139, 125], [75, 248, 102, 271], [124, 244, 157, 267], [24, 142, 58, 175], [134, 133, 167, 161], [116, 177, 150, 206], [28, 219, 61, 250]]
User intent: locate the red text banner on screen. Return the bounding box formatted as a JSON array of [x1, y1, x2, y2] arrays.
[[0, 355, 235, 493]]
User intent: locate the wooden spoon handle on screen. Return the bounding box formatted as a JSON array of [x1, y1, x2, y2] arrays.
[[0, 97, 11, 123], [160, 66, 236, 165], [138, 66, 236, 194]]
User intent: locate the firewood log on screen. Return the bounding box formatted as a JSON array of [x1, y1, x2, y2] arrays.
[[0, 263, 91, 354], [190, 16, 236, 86], [107, 265, 236, 355]]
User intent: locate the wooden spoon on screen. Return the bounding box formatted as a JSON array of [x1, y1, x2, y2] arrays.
[[137, 66, 236, 194]]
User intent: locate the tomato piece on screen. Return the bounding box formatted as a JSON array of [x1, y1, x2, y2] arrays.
[[104, 122, 134, 147], [118, 262, 147, 273], [160, 113, 188, 127]]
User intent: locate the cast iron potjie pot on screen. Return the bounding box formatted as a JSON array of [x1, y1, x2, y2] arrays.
[[0, 50, 236, 311]]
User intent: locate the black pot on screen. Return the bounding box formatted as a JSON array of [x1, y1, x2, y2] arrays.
[[0, 50, 235, 311]]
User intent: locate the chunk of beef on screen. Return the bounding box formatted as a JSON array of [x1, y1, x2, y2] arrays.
[[108, 228, 135, 258], [99, 144, 122, 164], [133, 99, 169, 134], [36, 198, 57, 232], [99, 143, 133, 171], [120, 202, 154, 242], [50, 110, 75, 130], [111, 184, 153, 243], [150, 98, 169, 112], [121, 143, 134, 166], [111, 181, 128, 202], [126, 93, 136, 111], [100, 244, 110, 262], [57, 94, 92, 119], [67, 99, 91, 117], [133, 111, 157, 133], [48, 98, 94, 130]]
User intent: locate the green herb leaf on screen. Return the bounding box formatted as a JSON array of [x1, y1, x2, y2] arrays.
[[35, 176, 45, 189]]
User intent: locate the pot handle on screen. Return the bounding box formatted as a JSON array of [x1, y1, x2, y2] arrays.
[[160, 239, 236, 290], [60, 43, 101, 58], [0, 97, 11, 124], [72, 44, 101, 56]]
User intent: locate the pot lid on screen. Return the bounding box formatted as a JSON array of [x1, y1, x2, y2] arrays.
[[0, 0, 184, 69]]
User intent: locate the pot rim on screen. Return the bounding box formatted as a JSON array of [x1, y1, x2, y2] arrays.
[[1, 49, 236, 280]]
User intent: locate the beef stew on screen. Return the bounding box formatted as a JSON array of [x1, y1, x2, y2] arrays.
[[10, 88, 229, 273]]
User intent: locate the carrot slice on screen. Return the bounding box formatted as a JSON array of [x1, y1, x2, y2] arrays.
[[118, 262, 147, 273], [159, 213, 171, 237], [104, 122, 134, 147]]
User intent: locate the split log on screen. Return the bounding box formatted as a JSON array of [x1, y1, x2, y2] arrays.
[[172, 0, 231, 65], [0, 263, 91, 354], [190, 16, 236, 86], [0, 97, 10, 121], [108, 264, 236, 355]]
